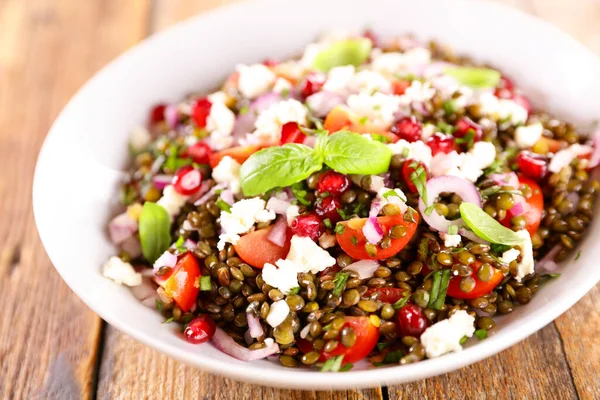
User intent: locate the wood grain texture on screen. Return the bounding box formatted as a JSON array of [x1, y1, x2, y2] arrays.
[[0, 0, 149, 399]]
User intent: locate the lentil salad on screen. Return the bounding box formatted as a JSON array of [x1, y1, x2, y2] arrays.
[[102, 30, 600, 370]]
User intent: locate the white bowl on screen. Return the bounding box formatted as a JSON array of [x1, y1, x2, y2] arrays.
[[33, 0, 600, 389]]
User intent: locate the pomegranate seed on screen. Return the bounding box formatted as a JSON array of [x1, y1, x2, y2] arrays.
[[263, 58, 278, 67], [402, 159, 429, 193], [316, 171, 350, 195], [191, 98, 212, 128], [512, 94, 532, 115], [363, 29, 379, 47], [392, 79, 411, 95], [315, 195, 342, 223], [280, 122, 307, 144], [290, 213, 324, 241], [494, 76, 514, 99], [391, 116, 422, 143], [455, 117, 483, 142], [516, 151, 547, 180], [173, 166, 203, 195], [182, 142, 213, 165], [300, 72, 325, 99], [184, 315, 216, 344], [396, 303, 429, 338], [426, 133, 456, 156], [150, 104, 166, 124]]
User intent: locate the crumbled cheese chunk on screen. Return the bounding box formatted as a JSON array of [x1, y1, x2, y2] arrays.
[[430, 150, 463, 178], [478, 92, 528, 125], [212, 156, 241, 194], [286, 235, 336, 274], [441, 233, 462, 248], [514, 230, 534, 282], [420, 310, 475, 358], [157, 185, 189, 218], [102, 256, 141, 287], [323, 66, 355, 94], [421, 123, 437, 140], [218, 197, 276, 250], [129, 126, 151, 152], [548, 144, 593, 173], [262, 260, 300, 294], [348, 70, 392, 94], [401, 80, 435, 104], [387, 139, 433, 168], [266, 299, 290, 328], [286, 205, 300, 226], [515, 122, 543, 149], [430, 142, 496, 182], [346, 93, 404, 128], [273, 77, 292, 94], [237, 64, 276, 99], [207, 91, 229, 104], [501, 248, 520, 264], [206, 102, 236, 150], [248, 99, 308, 145], [468, 141, 496, 170], [371, 48, 431, 75]]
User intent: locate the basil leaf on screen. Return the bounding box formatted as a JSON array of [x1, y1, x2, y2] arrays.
[[139, 202, 172, 263], [445, 67, 501, 89], [240, 144, 323, 196], [459, 202, 524, 245], [313, 38, 372, 72], [323, 131, 392, 175]]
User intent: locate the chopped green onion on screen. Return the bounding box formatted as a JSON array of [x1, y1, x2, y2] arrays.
[[424, 205, 435, 216], [335, 223, 345, 235], [321, 355, 345, 372], [199, 276, 212, 291], [332, 272, 349, 296], [289, 287, 300, 295], [448, 225, 458, 235], [459, 336, 468, 345], [175, 236, 186, 253], [475, 329, 488, 340], [215, 198, 231, 213], [350, 236, 358, 246], [392, 291, 411, 309], [428, 269, 451, 310], [383, 189, 407, 202], [323, 218, 333, 229], [409, 162, 428, 205]]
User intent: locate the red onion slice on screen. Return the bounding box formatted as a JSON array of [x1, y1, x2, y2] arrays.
[[194, 183, 227, 206], [220, 189, 235, 205], [184, 239, 198, 251], [363, 217, 384, 244], [108, 212, 138, 245], [232, 92, 282, 139], [589, 129, 600, 168], [246, 313, 264, 338], [305, 91, 346, 117], [153, 251, 177, 271], [164, 104, 179, 128], [489, 172, 519, 188], [267, 217, 288, 247], [458, 228, 489, 245], [153, 174, 174, 190], [212, 328, 279, 361], [369, 198, 384, 218], [130, 276, 158, 309], [266, 197, 292, 215], [418, 175, 481, 233], [120, 236, 142, 259], [536, 244, 562, 273], [343, 260, 380, 279]]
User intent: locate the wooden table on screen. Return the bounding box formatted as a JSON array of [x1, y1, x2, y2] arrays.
[[1, 0, 599, 398]]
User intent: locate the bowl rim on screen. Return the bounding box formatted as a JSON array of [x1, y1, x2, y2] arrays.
[[33, 0, 600, 389]]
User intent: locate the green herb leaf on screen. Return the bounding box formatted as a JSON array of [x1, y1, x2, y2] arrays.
[[215, 197, 231, 212], [424, 205, 435, 216], [459, 336, 468, 345], [162, 317, 174, 324], [313, 38, 372, 72], [120, 184, 137, 205], [323, 218, 333, 229], [490, 243, 512, 254], [409, 162, 428, 205], [291, 182, 311, 206], [155, 299, 164, 312], [175, 236, 187, 253], [239, 105, 249, 115], [240, 144, 323, 196], [335, 223, 345, 235], [445, 66, 501, 89], [350, 235, 358, 246], [332, 272, 349, 296], [428, 269, 451, 310], [383, 189, 407, 202], [455, 130, 475, 149], [321, 355, 345, 372], [475, 329, 488, 340], [459, 202, 525, 246], [377, 342, 389, 351], [199, 275, 212, 291], [436, 121, 455, 135], [392, 290, 411, 309], [139, 202, 172, 263], [290, 287, 300, 295], [339, 362, 354, 372], [337, 207, 350, 220], [323, 131, 392, 175], [442, 100, 456, 115]]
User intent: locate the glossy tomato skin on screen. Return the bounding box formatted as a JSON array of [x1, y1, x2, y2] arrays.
[[446, 261, 504, 299], [209, 145, 262, 168], [297, 316, 380, 363], [516, 151, 548, 180], [336, 214, 419, 260], [280, 122, 306, 144], [155, 252, 201, 312], [402, 159, 429, 193], [233, 225, 292, 269], [500, 176, 544, 236], [364, 287, 408, 303]]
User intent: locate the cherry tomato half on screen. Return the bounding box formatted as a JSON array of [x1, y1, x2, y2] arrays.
[[155, 252, 201, 312], [500, 176, 543, 236], [364, 287, 409, 303], [209, 145, 262, 168], [233, 225, 293, 269]]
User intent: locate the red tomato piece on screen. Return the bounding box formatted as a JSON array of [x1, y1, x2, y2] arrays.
[[280, 122, 306, 144], [191, 98, 212, 128], [155, 253, 201, 312], [336, 214, 419, 260], [516, 151, 548, 180], [364, 287, 409, 303], [402, 159, 429, 193], [500, 176, 544, 236], [392, 79, 411, 95], [209, 145, 262, 168], [149, 104, 166, 124], [233, 225, 292, 269], [297, 316, 380, 364]]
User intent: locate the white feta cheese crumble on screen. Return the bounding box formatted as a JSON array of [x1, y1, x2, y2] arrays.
[[387, 139, 433, 168], [478, 92, 528, 125], [323, 65, 355, 94], [441, 233, 462, 248], [514, 122, 543, 149], [266, 299, 290, 328], [430, 142, 496, 182], [262, 259, 300, 294], [548, 144, 593, 173], [348, 70, 392, 94], [102, 256, 142, 287], [286, 235, 336, 274], [420, 310, 475, 358], [430, 151, 463, 178], [217, 197, 276, 250], [286, 205, 300, 226], [157, 185, 189, 219], [346, 92, 404, 128], [237, 64, 276, 99], [273, 77, 292, 94], [129, 126, 151, 152], [514, 230, 534, 282], [401, 80, 435, 104], [249, 99, 308, 145], [501, 248, 520, 265], [468, 141, 496, 170], [207, 91, 229, 104], [206, 102, 236, 150], [370, 48, 431, 75], [212, 156, 241, 194], [421, 123, 437, 140]]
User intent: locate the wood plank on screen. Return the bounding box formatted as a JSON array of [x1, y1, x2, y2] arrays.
[[388, 323, 579, 400], [554, 284, 600, 400], [0, 0, 149, 399]]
